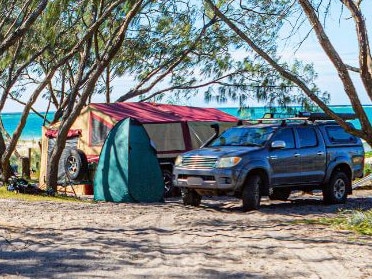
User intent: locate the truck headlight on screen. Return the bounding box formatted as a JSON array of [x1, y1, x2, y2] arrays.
[[216, 157, 242, 168], [174, 155, 183, 166]]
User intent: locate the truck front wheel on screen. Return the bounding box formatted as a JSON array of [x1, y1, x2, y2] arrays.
[[242, 174, 262, 211], [323, 171, 349, 204]]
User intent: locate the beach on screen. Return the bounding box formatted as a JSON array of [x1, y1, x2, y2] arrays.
[[15, 140, 40, 155], [1, 189, 371, 278]]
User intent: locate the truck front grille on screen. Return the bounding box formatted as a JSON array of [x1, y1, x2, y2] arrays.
[[181, 156, 217, 169]]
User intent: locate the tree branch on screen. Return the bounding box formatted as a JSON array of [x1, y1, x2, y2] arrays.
[[204, 0, 369, 140], [298, 0, 371, 137], [116, 15, 217, 102], [0, 0, 47, 54], [345, 64, 360, 73], [342, 0, 372, 99]]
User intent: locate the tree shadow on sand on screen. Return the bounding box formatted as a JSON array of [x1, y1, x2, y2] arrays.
[[192, 191, 372, 215], [1, 191, 371, 278]]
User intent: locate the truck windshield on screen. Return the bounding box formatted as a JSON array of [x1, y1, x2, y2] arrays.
[[210, 126, 274, 147]]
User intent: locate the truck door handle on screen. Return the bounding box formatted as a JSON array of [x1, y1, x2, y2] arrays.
[[269, 155, 278, 159], [294, 153, 300, 157], [317, 152, 324, 156]]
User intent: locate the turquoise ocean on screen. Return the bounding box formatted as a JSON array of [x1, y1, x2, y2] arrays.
[[2, 112, 55, 140], [2, 105, 372, 140]]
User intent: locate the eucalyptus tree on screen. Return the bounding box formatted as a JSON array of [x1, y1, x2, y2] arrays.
[[111, 1, 324, 112], [0, 0, 49, 179], [204, 0, 372, 146], [0, 0, 143, 184], [46, 0, 152, 189], [0, 0, 96, 181]]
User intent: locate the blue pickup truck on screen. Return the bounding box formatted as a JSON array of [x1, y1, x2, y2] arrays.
[[173, 113, 365, 211]]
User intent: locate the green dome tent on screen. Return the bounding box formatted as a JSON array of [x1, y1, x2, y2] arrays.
[[93, 118, 164, 202]]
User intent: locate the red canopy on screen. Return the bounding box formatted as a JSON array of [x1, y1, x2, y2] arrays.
[[90, 102, 238, 124]]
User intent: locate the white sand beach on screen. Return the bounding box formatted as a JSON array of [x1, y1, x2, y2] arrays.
[[15, 140, 41, 156], [0, 189, 371, 278]]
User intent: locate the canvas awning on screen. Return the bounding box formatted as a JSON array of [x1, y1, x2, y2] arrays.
[[90, 102, 238, 124]]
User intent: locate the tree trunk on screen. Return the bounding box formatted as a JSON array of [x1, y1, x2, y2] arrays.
[[0, 133, 13, 181], [46, 0, 144, 191], [205, 0, 372, 146], [106, 65, 110, 103]]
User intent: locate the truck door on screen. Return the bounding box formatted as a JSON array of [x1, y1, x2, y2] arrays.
[[295, 126, 326, 183], [269, 127, 301, 185]]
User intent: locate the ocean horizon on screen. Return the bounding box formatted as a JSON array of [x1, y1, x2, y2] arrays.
[[1, 105, 371, 140]]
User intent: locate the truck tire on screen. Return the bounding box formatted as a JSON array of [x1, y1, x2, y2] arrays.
[[65, 149, 88, 181], [269, 187, 291, 201], [242, 174, 262, 211], [323, 171, 349, 204], [182, 188, 201, 206]]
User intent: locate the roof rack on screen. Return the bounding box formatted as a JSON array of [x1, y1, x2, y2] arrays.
[[261, 112, 297, 119], [306, 112, 356, 121], [241, 112, 357, 125]]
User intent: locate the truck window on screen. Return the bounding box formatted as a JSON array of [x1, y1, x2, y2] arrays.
[[326, 125, 357, 143], [296, 127, 318, 148], [271, 128, 295, 149], [210, 127, 274, 147]]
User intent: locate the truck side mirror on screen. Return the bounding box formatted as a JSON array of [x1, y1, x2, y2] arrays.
[[271, 140, 286, 149]]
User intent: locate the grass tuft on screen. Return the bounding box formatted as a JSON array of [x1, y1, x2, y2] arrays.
[[0, 185, 89, 203], [295, 209, 372, 236]]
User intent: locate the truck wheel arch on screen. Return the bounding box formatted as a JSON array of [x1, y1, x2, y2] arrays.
[[243, 168, 269, 196], [326, 163, 352, 194]]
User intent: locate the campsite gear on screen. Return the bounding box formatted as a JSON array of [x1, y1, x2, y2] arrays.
[[7, 176, 42, 194], [93, 118, 164, 203], [39, 102, 238, 195]]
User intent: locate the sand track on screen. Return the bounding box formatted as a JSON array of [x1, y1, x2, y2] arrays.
[[0, 190, 371, 278]]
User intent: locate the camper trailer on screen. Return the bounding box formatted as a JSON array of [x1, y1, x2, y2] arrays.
[[39, 102, 238, 196]]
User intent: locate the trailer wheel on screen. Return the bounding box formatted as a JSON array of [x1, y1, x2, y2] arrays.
[[65, 149, 88, 181], [163, 169, 174, 198], [163, 169, 180, 198]]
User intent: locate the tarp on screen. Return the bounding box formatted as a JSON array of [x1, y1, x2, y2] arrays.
[[93, 118, 164, 202]]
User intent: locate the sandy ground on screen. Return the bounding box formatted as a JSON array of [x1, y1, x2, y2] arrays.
[[0, 189, 371, 279]]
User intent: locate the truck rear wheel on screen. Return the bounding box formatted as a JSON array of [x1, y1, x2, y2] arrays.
[[242, 174, 262, 211], [182, 188, 201, 206], [323, 171, 349, 204]]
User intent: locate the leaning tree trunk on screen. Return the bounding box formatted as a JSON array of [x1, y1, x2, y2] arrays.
[[46, 0, 145, 191], [205, 0, 372, 146], [0, 133, 13, 182]]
